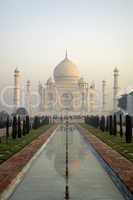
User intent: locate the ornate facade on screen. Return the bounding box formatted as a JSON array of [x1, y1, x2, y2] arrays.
[[38, 53, 96, 116]]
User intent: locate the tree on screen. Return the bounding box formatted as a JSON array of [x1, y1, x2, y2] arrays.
[[44, 116, 49, 125], [6, 116, 10, 141], [22, 118, 26, 136], [12, 116, 17, 139], [113, 114, 117, 136], [109, 115, 113, 135], [125, 115, 132, 143], [33, 116, 40, 129], [106, 116, 109, 132], [17, 116, 22, 138], [120, 114, 123, 138], [96, 116, 99, 128], [26, 115, 30, 134], [100, 116, 105, 132]]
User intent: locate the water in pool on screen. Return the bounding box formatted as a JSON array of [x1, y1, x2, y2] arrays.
[[9, 125, 125, 200]]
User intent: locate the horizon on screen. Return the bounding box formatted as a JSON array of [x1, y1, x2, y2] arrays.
[[0, 0, 133, 111]]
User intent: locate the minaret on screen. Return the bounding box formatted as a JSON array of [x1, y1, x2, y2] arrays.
[[113, 67, 119, 111], [26, 80, 32, 116], [14, 68, 21, 110], [102, 80, 106, 112], [65, 49, 68, 59], [38, 82, 43, 111]]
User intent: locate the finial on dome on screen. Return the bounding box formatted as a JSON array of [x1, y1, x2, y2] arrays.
[[65, 49, 68, 59]]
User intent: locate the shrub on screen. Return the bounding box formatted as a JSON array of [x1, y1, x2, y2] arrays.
[[33, 116, 40, 129], [100, 116, 105, 132], [113, 114, 117, 136], [12, 116, 17, 139], [125, 115, 132, 143], [106, 116, 109, 132], [22, 118, 26, 136], [109, 115, 113, 135], [120, 114, 123, 138], [17, 116, 22, 138], [26, 115, 30, 134], [6, 116, 10, 140]]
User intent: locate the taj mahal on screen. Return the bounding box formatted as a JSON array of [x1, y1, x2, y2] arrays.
[[38, 51, 96, 116], [13, 51, 119, 117]]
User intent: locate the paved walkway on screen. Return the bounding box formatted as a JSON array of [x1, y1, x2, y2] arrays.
[[0, 125, 57, 199], [9, 125, 124, 200], [78, 125, 133, 199]]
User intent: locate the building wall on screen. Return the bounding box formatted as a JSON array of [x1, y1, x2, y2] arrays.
[[42, 81, 96, 115]]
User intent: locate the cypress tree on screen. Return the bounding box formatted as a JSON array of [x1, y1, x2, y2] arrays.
[[99, 117, 102, 130], [103, 116, 105, 131], [106, 116, 109, 132], [6, 116, 10, 141], [125, 115, 132, 143], [26, 115, 30, 134], [33, 116, 39, 129], [85, 116, 87, 124], [46, 116, 49, 125], [120, 114, 123, 138], [12, 116, 17, 139], [96, 116, 99, 128], [17, 116, 22, 138], [113, 114, 117, 136], [109, 115, 113, 135], [22, 118, 26, 136], [100, 116, 105, 132]]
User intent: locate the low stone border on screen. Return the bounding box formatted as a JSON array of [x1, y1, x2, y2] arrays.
[[77, 125, 133, 196], [0, 125, 57, 199]]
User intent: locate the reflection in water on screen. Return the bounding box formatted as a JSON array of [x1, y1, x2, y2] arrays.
[[46, 125, 84, 178], [10, 125, 124, 200]]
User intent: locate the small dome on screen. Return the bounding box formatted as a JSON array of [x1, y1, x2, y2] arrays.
[[54, 53, 80, 82]]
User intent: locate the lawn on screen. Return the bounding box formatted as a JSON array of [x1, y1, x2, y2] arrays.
[[0, 124, 51, 164], [81, 123, 133, 162]]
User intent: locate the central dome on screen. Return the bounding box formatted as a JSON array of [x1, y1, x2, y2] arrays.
[[54, 52, 80, 82]]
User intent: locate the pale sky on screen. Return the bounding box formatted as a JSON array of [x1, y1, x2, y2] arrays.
[[0, 0, 133, 110]]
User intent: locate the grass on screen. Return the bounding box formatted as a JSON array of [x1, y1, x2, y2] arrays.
[[81, 123, 133, 163], [0, 124, 51, 164]]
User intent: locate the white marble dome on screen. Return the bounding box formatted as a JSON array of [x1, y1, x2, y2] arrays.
[[54, 53, 80, 82]]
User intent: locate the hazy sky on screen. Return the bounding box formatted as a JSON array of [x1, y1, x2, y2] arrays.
[[0, 0, 133, 109]]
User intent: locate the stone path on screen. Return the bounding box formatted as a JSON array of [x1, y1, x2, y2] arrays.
[[78, 125, 133, 198]]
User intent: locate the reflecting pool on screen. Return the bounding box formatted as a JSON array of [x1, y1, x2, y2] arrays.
[[10, 125, 124, 200]]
